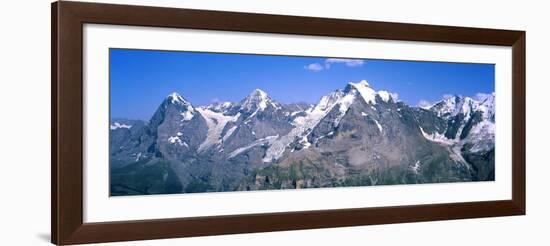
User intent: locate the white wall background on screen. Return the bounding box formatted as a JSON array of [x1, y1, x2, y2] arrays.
[[0, 0, 547, 245]]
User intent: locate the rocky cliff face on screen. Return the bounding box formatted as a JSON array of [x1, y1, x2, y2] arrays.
[[109, 80, 495, 196]]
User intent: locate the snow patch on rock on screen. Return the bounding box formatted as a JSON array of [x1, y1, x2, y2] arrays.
[[197, 108, 240, 152], [168, 136, 187, 147], [228, 135, 278, 159], [377, 90, 391, 102], [110, 122, 132, 130], [373, 118, 383, 132], [420, 126, 456, 145]]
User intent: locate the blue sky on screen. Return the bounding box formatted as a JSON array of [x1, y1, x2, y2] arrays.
[[110, 49, 494, 120]]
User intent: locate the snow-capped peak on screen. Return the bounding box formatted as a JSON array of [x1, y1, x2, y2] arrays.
[[240, 88, 278, 112], [476, 93, 495, 121], [249, 88, 268, 99], [459, 97, 474, 115], [350, 79, 370, 88], [429, 93, 495, 121], [422, 93, 495, 152], [346, 80, 377, 104], [165, 92, 195, 121], [430, 95, 463, 117], [205, 101, 234, 113], [167, 92, 191, 106]]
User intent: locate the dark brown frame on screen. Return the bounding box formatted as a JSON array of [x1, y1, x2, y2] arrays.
[[52, 1, 526, 245]]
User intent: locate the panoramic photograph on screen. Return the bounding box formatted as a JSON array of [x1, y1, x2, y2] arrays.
[[109, 49, 495, 196]]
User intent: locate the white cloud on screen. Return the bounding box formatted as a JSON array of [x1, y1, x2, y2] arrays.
[[304, 58, 364, 72], [325, 58, 364, 68], [304, 63, 324, 72], [417, 100, 433, 109]]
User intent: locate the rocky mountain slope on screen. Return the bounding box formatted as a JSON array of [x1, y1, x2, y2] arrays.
[[109, 80, 495, 195]]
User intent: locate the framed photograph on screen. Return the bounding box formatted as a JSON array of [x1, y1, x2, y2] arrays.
[[52, 1, 525, 245]]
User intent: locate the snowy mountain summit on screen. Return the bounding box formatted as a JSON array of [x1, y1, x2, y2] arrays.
[[239, 88, 279, 112], [425, 94, 495, 154]]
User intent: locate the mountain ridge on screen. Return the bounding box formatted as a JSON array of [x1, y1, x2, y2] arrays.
[[109, 80, 495, 195]]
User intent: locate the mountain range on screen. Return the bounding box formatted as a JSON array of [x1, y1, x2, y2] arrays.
[[109, 80, 495, 195]]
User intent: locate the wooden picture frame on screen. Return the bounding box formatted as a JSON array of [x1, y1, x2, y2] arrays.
[[52, 1, 525, 245]]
